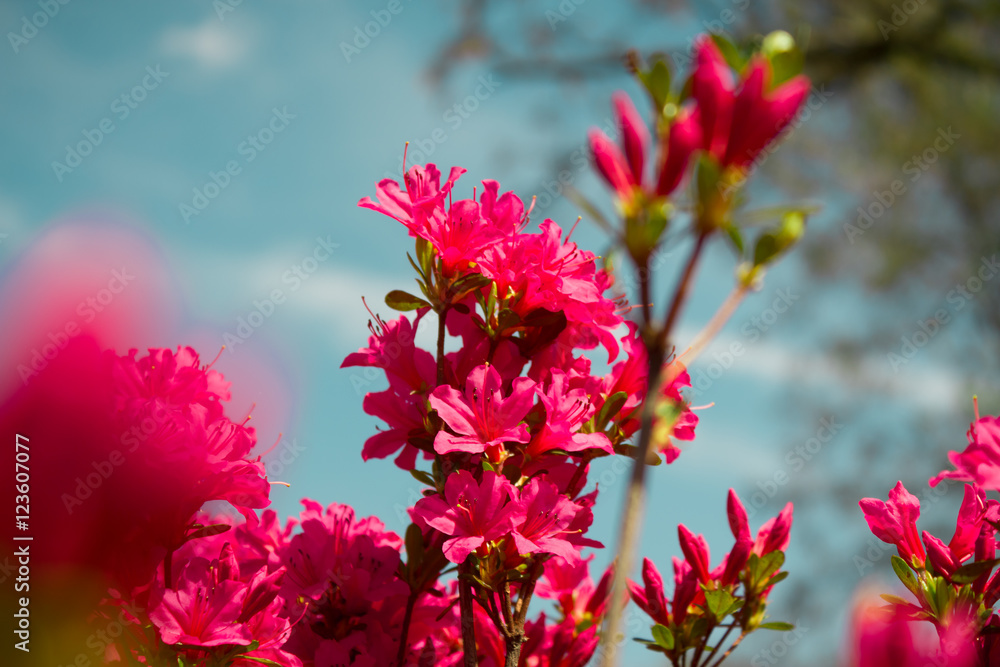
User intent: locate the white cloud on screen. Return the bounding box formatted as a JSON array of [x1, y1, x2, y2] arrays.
[[160, 19, 252, 70], [695, 330, 965, 413]]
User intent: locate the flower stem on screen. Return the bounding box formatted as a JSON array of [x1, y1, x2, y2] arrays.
[[436, 305, 450, 385], [504, 633, 523, 667], [459, 559, 478, 667], [708, 630, 748, 667], [396, 589, 419, 667], [660, 230, 709, 347], [675, 284, 749, 375], [599, 231, 709, 667], [697, 623, 735, 667]]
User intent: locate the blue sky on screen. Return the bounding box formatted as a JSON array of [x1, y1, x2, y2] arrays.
[[0, 1, 983, 664]]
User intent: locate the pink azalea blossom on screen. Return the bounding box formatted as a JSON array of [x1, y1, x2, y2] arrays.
[[341, 312, 435, 394], [150, 549, 252, 647], [413, 470, 522, 563], [678, 524, 712, 584], [628, 557, 671, 626], [847, 594, 979, 667], [859, 481, 926, 566], [931, 414, 1000, 491], [510, 477, 602, 561], [590, 91, 700, 200], [752, 501, 794, 556], [691, 37, 810, 169], [428, 364, 536, 456], [358, 162, 465, 236], [536, 555, 611, 626], [655, 106, 703, 196], [527, 370, 613, 458]]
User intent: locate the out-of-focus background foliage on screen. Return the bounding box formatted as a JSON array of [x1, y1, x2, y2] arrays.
[[1, 1, 997, 664]]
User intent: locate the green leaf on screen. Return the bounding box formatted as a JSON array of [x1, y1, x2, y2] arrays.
[[880, 593, 911, 606], [761, 30, 803, 87], [732, 202, 822, 228], [595, 391, 629, 430], [765, 571, 789, 587], [891, 555, 920, 596], [934, 576, 951, 615], [415, 236, 435, 275], [614, 443, 662, 466], [723, 599, 745, 617], [496, 308, 521, 332], [406, 252, 427, 281], [385, 289, 430, 312], [481, 459, 497, 472], [449, 272, 492, 300], [640, 58, 672, 111], [405, 523, 424, 562], [651, 623, 675, 650], [237, 656, 284, 666], [409, 469, 436, 487], [724, 224, 744, 257], [951, 558, 1000, 585], [710, 33, 746, 71], [704, 589, 735, 621], [564, 187, 615, 236], [755, 551, 785, 581], [758, 621, 795, 632], [753, 233, 779, 267]]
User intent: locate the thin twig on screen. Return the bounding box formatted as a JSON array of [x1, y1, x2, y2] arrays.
[[659, 230, 710, 347], [708, 631, 749, 667], [396, 590, 420, 667], [599, 232, 710, 667], [674, 285, 750, 378], [458, 559, 478, 667]]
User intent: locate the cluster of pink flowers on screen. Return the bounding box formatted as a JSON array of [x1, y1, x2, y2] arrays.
[[346, 157, 669, 664], [589, 35, 810, 207], [628, 490, 793, 660], [855, 410, 1000, 665], [1, 30, 822, 667]]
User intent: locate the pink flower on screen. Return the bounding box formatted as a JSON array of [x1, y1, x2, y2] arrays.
[[847, 594, 979, 667], [859, 481, 926, 566], [428, 364, 536, 456], [360, 164, 527, 278], [931, 415, 1000, 491], [510, 477, 602, 561], [150, 551, 252, 647], [527, 370, 613, 459], [656, 363, 700, 464], [589, 92, 647, 199], [627, 557, 670, 626], [591, 91, 700, 200], [923, 531, 959, 579], [589, 127, 635, 201], [276, 500, 410, 666], [360, 387, 429, 469], [281, 500, 404, 603], [752, 502, 793, 556], [536, 555, 611, 626], [602, 327, 700, 461], [341, 313, 435, 394], [678, 524, 712, 584], [358, 162, 464, 235], [950, 483, 987, 562], [655, 106, 702, 196], [691, 37, 810, 169], [413, 470, 522, 563]]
